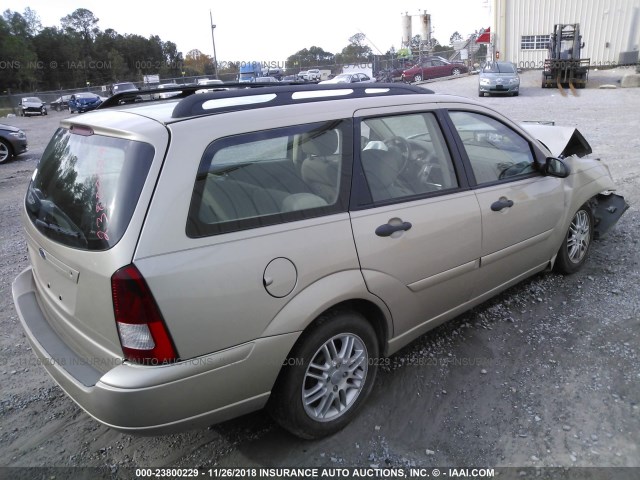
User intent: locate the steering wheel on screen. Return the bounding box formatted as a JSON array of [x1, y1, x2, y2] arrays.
[[383, 136, 411, 173]]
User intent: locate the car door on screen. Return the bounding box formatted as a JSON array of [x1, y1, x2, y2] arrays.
[[430, 59, 449, 78], [446, 109, 565, 297], [349, 107, 482, 347], [421, 60, 434, 79]]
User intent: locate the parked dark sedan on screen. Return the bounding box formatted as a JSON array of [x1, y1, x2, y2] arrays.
[[0, 123, 28, 164], [68, 93, 103, 113], [18, 97, 47, 116], [402, 57, 468, 83], [50, 95, 71, 111]]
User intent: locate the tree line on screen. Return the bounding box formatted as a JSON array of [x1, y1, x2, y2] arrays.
[[1, 8, 183, 92], [1, 7, 482, 93]]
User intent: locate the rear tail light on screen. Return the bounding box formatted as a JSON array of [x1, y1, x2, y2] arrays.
[[111, 264, 178, 364]]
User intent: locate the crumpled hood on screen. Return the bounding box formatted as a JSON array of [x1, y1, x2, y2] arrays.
[[521, 124, 593, 158]]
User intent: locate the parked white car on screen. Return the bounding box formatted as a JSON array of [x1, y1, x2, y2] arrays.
[[307, 69, 321, 81], [319, 73, 376, 84]]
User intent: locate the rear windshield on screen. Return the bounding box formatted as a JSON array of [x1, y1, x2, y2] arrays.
[[26, 128, 154, 250]]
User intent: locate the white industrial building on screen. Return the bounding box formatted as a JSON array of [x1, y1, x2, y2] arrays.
[[490, 0, 640, 67]]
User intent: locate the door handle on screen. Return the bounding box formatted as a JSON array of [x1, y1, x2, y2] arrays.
[[491, 198, 514, 211], [375, 221, 412, 237]]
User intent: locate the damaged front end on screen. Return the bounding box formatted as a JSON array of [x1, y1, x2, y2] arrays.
[[521, 123, 592, 158], [590, 192, 629, 239], [523, 122, 629, 237]]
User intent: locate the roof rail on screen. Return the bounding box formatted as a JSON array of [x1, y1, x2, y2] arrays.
[[171, 83, 433, 119], [96, 82, 433, 117]]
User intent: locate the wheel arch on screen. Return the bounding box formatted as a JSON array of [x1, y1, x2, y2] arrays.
[[0, 138, 14, 162], [315, 298, 389, 356], [261, 270, 393, 358]]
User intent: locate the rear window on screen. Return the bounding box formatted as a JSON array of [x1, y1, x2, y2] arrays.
[[25, 128, 154, 250]]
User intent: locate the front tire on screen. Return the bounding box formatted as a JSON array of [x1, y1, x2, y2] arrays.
[[452, 68, 462, 75], [0, 139, 12, 164], [268, 310, 379, 439], [414, 74, 422, 82], [555, 205, 594, 274]]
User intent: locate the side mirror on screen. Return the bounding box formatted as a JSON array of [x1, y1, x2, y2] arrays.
[[544, 157, 570, 178]]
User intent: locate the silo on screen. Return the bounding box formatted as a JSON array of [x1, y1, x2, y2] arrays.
[[401, 13, 412, 47], [420, 13, 431, 45]]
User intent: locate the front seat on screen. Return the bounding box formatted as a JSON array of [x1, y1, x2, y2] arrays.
[[300, 130, 340, 203]]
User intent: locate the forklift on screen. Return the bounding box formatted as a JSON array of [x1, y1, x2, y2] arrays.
[[542, 24, 590, 93]]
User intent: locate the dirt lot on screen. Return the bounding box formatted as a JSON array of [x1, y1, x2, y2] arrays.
[[0, 70, 639, 477]]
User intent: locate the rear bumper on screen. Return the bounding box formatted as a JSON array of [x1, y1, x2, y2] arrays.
[[12, 267, 299, 434]]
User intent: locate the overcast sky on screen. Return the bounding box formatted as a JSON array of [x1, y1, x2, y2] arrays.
[[8, 0, 491, 62]]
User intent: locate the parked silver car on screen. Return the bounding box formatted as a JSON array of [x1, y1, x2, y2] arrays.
[[12, 83, 627, 439], [479, 61, 521, 96]]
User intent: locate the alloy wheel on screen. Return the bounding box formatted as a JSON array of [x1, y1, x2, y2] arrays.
[[302, 332, 368, 422], [566, 210, 591, 264]]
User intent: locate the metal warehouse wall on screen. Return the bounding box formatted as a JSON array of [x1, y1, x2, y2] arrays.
[[493, 0, 640, 67]]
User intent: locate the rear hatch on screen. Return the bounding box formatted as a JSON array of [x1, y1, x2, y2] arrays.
[[22, 113, 169, 372]]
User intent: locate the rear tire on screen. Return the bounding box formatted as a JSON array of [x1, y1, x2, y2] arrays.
[[555, 205, 594, 274], [268, 310, 379, 439], [452, 68, 462, 75]]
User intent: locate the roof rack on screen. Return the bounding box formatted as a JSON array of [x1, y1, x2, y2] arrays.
[[172, 83, 433, 119], [96, 82, 434, 118]]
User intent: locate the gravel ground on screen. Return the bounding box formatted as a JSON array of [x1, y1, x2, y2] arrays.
[[0, 70, 638, 477]]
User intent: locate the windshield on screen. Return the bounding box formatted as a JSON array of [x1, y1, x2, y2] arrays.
[[26, 128, 154, 250], [483, 63, 516, 73]]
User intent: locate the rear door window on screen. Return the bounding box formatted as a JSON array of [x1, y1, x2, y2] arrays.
[[187, 120, 352, 237], [26, 128, 154, 250]]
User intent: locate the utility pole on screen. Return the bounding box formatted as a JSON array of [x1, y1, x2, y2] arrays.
[[210, 10, 219, 79]]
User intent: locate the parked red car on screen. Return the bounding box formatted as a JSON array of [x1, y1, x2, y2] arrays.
[[402, 57, 468, 83]]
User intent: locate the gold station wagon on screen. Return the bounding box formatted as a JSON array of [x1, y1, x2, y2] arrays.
[[12, 83, 627, 439]]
